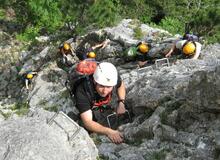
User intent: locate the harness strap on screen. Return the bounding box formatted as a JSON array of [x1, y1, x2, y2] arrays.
[[83, 76, 94, 106]]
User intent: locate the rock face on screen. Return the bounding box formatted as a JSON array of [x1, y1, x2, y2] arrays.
[[98, 44, 220, 160], [0, 19, 220, 160], [0, 109, 98, 160]]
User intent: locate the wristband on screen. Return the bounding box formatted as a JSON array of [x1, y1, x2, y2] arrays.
[[117, 99, 125, 104]]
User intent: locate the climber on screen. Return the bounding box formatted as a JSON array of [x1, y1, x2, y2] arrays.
[[59, 42, 75, 65], [75, 39, 110, 61], [56, 39, 79, 72], [165, 39, 202, 59], [74, 62, 127, 144], [126, 41, 152, 68], [24, 71, 38, 90], [87, 51, 96, 59]]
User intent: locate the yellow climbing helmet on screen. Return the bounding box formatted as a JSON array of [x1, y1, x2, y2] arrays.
[[87, 52, 96, 58], [138, 43, 149, 54], [26, 73, 33, 79], [182, 41, 196, 55], [63, 42, 70, 51]]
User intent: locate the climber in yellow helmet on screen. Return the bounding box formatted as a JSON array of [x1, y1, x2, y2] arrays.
[[56, 38, 79, 72], [24, 71, 38, 90], [75, 39, 110, 61], [165, 39, 202, 59], [59, 41, 76, 63], [125, 41, 152, 68], [87, 51, 96, 59]]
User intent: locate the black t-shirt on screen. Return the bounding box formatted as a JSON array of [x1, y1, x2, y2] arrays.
[[75, 75, 122, 114], [136, 52, 152, 62]]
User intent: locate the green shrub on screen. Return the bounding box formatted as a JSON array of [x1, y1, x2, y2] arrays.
[[96, 155, 109, 160], [44, 105, 59, 112], [120, 0, 153, 24], [10, 102, 29, 116], [145, 149, 170, 160], [16, 26, 40, 41], [133, 26, 144, 39], [12, 0, 64, 41], [206, 31, 220, 44], [86, 0, 121, 28], [27, 0, 63, 31], [0, 8, 5, 19], [158, 17, 184, 35], [0, 110, 11, 119]]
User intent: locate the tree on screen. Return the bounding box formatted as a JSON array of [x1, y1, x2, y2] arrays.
[[85, 0, 121, 28]]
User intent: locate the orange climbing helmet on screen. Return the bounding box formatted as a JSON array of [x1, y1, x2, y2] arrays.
[[138, 43, 149, 54], [26, 73, 33, 79], [182, 41, 196, 55], [87, 51, 96, 58], [63, 42, 71, 51]]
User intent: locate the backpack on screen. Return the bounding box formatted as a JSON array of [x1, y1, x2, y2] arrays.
[[66, 59, 97, 97], [182, 33, 199, 42]]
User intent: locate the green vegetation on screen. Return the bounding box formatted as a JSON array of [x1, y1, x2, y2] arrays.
[[145, 149, 171, 160], [44, 104, 59, 112], [90, 134, 102, 145], [157, 17, 185, 35], [134, 26, 144, 39], [16, 26, 40, 42], [96, 155, 109, 160], [59, 90, 70, 99], [10, 102, 29, 116], [159, 99, 184, 125], [0, 9, 5, 19], [0, 0, 219, 43], [86, 0, 121, 28], [39, 98, 59, 112], [0, 110, 11, 119], [145, 149, 170, 160], [126, 137, 143, 146]]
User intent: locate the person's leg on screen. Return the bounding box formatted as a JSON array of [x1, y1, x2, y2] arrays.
[[25, 79, 29, 90]]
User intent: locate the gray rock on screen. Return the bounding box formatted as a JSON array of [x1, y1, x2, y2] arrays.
[[118, 154, 145, 160], [0, 109, 98, 160], [1, 19, 220, 160], [154, 124, 177, 141], [177, 131, 199, 146], [0, 113, 5, 122]]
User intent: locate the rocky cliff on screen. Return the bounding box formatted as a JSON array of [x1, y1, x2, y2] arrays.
[[0, 19, 219, 160]]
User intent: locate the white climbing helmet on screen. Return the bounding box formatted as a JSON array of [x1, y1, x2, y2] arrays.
[[93, 62, 118, 86]]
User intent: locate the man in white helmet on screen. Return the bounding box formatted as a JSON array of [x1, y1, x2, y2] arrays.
[[74, 62, 126, 144]]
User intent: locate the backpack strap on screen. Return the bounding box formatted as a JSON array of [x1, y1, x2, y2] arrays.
[[83, 76, 95, 106]]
